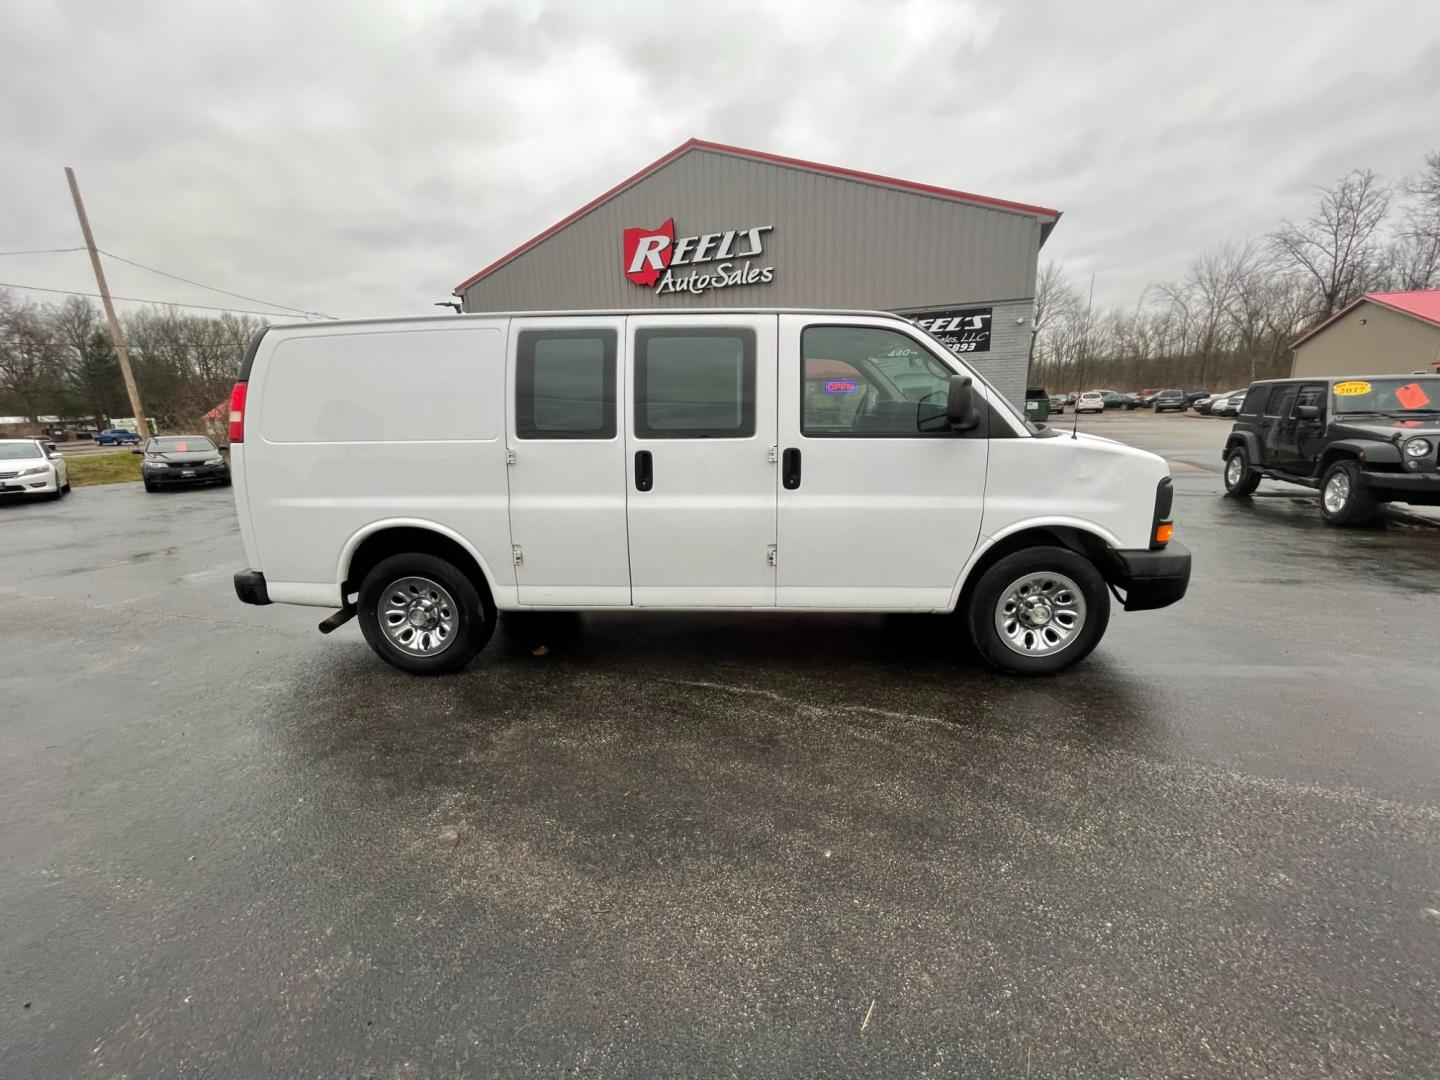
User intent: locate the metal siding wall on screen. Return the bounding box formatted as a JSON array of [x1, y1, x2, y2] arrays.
[[461, 149, 1043, 312]]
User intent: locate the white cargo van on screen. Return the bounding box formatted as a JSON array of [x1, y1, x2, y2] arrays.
[[230, 310, 1189, 675]]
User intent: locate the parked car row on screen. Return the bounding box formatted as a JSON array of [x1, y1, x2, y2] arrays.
[[0, 435, 229, 503]]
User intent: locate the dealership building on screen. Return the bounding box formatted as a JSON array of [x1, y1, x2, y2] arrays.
[[453, 139, 1061, 404]]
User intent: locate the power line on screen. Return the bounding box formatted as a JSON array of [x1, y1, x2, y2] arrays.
[[0, 246, 87, 257], [98, 249, 336, 320], [0, 279, 322, 320]]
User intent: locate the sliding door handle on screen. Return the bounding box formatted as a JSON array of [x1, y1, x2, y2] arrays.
[[634, 449, 653, 491], [782, 447, 802, 490]]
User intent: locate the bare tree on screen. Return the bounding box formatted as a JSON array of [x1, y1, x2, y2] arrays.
[[1270, 168, 1390, 321], [1379, 150, 1440, 290]]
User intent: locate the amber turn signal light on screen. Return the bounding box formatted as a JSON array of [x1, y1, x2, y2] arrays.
[[1154, 522, 1174, 545]]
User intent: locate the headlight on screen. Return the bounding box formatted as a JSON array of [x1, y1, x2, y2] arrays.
[[205, 456, 224, 465], [146, 459, 169, 468], [17, 465, 49, 477], [1404, 439, 1432, 458]]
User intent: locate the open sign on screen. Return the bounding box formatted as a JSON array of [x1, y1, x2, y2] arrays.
[[824, 380, 858, 394]]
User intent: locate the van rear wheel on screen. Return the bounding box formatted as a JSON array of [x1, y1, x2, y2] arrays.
[[357, 553, 494, 674], [965, 546, 1110, 675]]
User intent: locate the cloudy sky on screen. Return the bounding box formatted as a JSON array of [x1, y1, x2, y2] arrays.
[[2, 0, 1436, 321]]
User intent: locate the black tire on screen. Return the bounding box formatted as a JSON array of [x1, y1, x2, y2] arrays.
[[144, 480, 157, 493], [1318, 459, 1379, 527], [1223, 446, 1260, 497], [61, 480, 71, 494], [220, 477, 232, 487], [964, 545, 1111, 675], [357, 552, 494, 675]]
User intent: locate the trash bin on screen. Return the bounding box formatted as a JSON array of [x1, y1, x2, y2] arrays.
[[1024, 386, 1050, 422]]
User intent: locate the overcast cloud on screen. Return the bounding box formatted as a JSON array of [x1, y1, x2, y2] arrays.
[[2, 0, 1437, 321]]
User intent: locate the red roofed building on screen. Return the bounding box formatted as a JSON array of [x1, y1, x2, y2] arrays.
[[1291, 290, 1440, 379], [452, 139, 1061, 404]]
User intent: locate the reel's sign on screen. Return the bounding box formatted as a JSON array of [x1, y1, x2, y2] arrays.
[[911, 307, 992, 354], [623, 218, 776, 296]]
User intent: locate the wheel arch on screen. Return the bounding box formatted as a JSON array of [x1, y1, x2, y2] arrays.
[[339, 520, 499, 607], [1320, 439, 1399, 471], [1224, 430, 1260, 458], [951, 520, 1123, 611]]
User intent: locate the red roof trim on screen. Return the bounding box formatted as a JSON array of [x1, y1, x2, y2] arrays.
[[1291, 290, 1440, 349], [453, 138, 1061, 294]]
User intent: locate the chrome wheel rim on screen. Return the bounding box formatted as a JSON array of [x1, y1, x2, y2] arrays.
[[1226, 455, 1243, 486], [1323, 473, 1349, 514], [380, 576, 458, 655], [994, 571, 1086, 657]]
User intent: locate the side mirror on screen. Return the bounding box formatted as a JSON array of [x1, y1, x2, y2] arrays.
[[130, 447, 144, 455], [45, 441, 56, 452], [946, 375, 980, 432], [1296, 405, 1320, 421]]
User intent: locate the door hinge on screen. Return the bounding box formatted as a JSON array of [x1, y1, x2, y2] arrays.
[[512, 545, 524, 567], [768, 444, 779, 463], [767, 545, 777, 567], [505, 448, 516, 465]]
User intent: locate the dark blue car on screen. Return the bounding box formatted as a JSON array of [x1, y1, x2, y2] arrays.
[[96, 428, 141, 445]]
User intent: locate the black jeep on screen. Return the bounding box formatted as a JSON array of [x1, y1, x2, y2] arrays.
[[1221, 375, 1440, 525]]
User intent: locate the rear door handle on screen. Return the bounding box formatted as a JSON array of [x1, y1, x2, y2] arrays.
[[782, 447, 802, 490], [634, 449, 653, 492]]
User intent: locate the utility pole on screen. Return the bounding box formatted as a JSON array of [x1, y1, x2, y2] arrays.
[[65, 166, 151, 438]]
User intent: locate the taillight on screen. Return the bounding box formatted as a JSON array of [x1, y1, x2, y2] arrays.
[[228, 381, 247, 444]]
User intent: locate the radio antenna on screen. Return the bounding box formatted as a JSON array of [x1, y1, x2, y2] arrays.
[[1071, 272, 1096, 440]]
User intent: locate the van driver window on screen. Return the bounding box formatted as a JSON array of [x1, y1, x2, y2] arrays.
[[634, 327, 756, 438], [516, 329, 616, 439], [802, 326, 955, 436]]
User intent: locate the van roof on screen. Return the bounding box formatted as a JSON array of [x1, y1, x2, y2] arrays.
[[239, 308, 924, 379], [260, 307, 917, 333]]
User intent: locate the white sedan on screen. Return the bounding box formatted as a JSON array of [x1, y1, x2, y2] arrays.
[[1075, 392, 1106, 414], [0, 438, 71, 500]]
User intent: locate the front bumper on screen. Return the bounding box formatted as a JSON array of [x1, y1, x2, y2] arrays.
[[1108, 542, 1191, 612], [234, 570, 271, 605], [144, 464, 230, 485], [1358, 471, 1440, 505], [0, 472, 58, 496]]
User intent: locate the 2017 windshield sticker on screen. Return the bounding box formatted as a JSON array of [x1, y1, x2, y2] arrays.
[[1334, 380, 1372, 396], [1395, 382, 1432, 409]]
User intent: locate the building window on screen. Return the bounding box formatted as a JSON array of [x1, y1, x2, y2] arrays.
[[634, 327, 756, 438], [516, 329, 616, 439], [801, 325, 954, 436]]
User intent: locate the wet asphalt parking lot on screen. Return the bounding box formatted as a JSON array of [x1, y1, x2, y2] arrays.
[[3, 412, 1439, 1079]]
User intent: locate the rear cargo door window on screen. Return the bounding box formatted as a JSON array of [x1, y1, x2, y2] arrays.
[[515, 329, 617, 439]]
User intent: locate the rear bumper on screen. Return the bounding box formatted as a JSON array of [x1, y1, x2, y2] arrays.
[[1109, 542, 1191, 612], [234, 570, 271, 605]]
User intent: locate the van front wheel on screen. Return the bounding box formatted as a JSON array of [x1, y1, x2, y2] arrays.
[[965, 546, 1110, 675], [357, 553, 494, 675]]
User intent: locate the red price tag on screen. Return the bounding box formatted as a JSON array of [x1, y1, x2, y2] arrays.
[[1395, 383, 1431, 410]]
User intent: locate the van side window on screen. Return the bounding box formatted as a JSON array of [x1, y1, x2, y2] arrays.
[[516, 329, 616, 440], [634, 327, 755, 438], [802, 325, 955, 436]]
